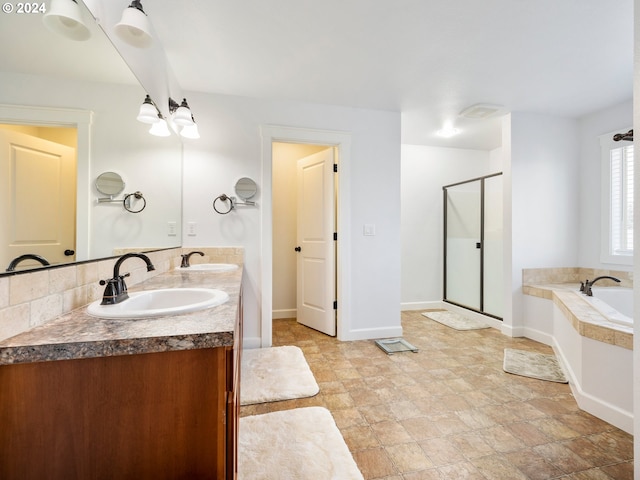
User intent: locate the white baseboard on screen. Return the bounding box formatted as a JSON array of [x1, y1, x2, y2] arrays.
[[340, 326, 403, 341], [551, 339, 633, 434], [521, 327, 554, 346], [401, 301, 443, 311], [272, 309, 297, 319]]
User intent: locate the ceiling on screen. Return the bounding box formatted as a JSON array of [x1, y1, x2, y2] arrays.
[[1, 0, 633, 151]]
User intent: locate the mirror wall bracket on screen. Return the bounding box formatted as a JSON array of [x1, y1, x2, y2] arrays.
[[97, 191, 146, 213], [212, 194, 257, 215]]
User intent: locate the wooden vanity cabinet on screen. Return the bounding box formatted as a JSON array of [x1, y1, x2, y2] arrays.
[[0, 319, 242, 479]]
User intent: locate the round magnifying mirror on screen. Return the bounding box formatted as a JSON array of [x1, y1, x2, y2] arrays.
[[95, 172, 125, 196], [235, 177, 257, 200]]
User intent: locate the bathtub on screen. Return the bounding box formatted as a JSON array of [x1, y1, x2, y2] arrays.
[[581, 286, 633, 327]]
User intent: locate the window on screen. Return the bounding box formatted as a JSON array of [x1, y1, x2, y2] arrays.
[[601, 131, 633, 264]]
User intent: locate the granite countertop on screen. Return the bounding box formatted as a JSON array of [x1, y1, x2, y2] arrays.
[[0, 266, 243, 366]]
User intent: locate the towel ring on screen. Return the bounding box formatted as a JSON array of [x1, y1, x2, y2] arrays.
[[123, 191, 146, 213], [213, 194, 234, 214]]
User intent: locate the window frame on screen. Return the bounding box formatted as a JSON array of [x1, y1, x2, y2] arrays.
[[600, 129, 634, 265]]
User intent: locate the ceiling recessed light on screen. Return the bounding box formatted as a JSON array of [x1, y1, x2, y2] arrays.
[[436, 125, 460, 138]]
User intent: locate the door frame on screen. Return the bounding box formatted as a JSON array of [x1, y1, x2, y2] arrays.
[[260, 125, 352, 347], [0, 104, 92, 261]]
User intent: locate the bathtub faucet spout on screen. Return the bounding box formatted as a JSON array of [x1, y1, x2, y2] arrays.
[[583, 276, 621, 296]]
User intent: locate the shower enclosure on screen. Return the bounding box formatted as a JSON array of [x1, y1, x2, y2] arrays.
[[443, 173, 503, 319]]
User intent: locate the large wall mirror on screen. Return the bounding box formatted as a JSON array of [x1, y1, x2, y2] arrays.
[[0, 1, 183, 275]]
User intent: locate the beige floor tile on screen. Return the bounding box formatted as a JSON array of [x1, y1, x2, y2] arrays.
[[241, 314, 634, 479]]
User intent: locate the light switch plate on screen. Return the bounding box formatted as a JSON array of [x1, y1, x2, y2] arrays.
[[363, 224, 376, 236]]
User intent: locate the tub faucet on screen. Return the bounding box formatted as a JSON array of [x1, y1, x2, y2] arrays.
[[5, 253, 50, 272], [180, 251, 204, 268], [582, 276, 621, 296], [100, 253, 155, 305]]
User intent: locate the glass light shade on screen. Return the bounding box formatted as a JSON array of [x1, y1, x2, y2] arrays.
[[149, 118, 171, 137], [180, 123, 200, 139], [114, 5, 152, 48], [136, 98, 159, 124], [43, 0, 91, 41], [173, 105, 194, 127]]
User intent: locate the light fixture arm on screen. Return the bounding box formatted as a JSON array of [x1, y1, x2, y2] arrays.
[[128, 0, 146, 14], [168, 97, 180, 114]]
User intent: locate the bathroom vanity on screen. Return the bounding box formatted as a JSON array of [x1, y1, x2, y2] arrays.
[[0, 265, 242, 480]]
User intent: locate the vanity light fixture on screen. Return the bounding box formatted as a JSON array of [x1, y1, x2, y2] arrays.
[[169, 98, 195, 127], [114, 0, 153, 48], [136, 95, 160, 124], [43, 0, 91, 41], [149, 114, 171, 137]]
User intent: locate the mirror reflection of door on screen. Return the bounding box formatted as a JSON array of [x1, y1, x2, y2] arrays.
[[0, 126, 77, 270]]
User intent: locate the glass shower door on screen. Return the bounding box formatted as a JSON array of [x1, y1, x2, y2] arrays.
[[443, 173, 503, 319], [444, 180, 481, 310]]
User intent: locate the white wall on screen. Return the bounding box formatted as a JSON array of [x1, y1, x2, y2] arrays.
[[506, 112, 580, 334], [577, 100, 633, 270], [181, 91, 402, 346], [400, 145, 493, 308]]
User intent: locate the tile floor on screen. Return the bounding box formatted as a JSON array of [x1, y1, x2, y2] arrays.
[[239, 311, 634, 479]]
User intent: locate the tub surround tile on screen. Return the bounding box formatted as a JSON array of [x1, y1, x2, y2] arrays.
[[522, 270, 633, 350]]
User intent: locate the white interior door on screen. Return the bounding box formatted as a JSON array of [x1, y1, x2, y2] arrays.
[[296, 149, 336, 336], [0, 129, 76, 270]]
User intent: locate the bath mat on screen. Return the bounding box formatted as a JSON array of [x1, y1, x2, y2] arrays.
[[239, 406, 364, 480], [503, 348, 568, 383], [241, 345, 319, 405], [422, 310, 490, 330]]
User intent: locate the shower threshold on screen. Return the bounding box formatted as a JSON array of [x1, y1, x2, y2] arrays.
[[375, 338, 419, 355]]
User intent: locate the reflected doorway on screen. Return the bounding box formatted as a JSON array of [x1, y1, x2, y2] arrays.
[[0, 124, 77, 270]]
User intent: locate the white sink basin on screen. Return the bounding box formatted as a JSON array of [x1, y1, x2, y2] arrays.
[[183, 263, 239, 272], [87, 288, 229, 319]]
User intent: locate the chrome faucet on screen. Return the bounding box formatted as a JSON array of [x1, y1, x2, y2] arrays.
[[5, 253, 50, 272], [581, 275, 621, 296], [100, 253, 155, 305], [180, 251, 204, 268]]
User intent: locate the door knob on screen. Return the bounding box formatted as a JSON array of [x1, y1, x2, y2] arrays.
[[64, 249, 75, 256], [294, 246, 301, 252]]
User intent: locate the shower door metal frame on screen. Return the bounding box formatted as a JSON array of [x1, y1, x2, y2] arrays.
[[443, 172, 503, 320]]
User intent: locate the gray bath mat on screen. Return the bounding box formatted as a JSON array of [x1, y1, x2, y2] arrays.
[[503, 348, 568, 383], [422, 311, 490, 330]]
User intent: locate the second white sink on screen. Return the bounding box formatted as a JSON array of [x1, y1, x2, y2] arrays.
[[87, 288, 229, 319]]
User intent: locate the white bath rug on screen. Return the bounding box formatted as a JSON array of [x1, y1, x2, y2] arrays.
[[503, 348, 568, 383], [239, 407, 364, 480], [422, 310, 490, 330], [241, 345, 319, 405]]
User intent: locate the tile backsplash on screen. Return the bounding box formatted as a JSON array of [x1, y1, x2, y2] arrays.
[[522, 267, 633, 288], [0, 247, 243, 342]]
